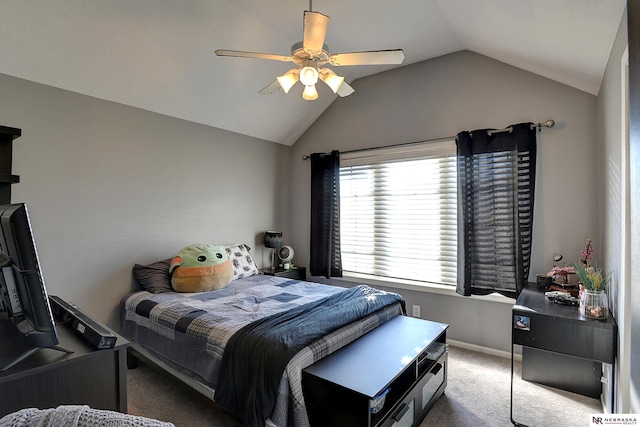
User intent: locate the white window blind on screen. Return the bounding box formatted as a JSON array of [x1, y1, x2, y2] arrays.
[[339, 141, 458, 286]]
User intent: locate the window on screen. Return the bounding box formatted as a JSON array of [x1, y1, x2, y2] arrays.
[[339, 140, 458, 287]]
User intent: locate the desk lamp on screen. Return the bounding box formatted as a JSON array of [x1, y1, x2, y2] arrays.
[[264, 231, 283, 271]]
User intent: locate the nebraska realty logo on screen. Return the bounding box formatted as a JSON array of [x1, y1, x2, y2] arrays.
[[590, 415, 639, 426]]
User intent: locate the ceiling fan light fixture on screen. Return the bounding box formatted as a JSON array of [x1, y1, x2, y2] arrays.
[[299, 66, 319, 86], [320, 70, 344, 93], [216, 7, 405, 100], [277, 70, 299, 94], [302, 85, 318, 101]]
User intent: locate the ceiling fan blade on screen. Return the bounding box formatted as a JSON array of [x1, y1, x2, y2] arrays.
[[258, 80, 282, 95], [215, 49, 293, 62], [329, 49, 405, 66], [336, 81, 355, 97], [303, 11, 329, 54]]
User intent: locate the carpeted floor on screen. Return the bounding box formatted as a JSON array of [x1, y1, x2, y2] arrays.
[[424, 346, 602, 426], [127, 345, 603, 427]]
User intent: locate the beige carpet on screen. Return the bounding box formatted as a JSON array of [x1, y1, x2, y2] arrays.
[[424, 346, 602, 426], [127, 345, 603, 427]]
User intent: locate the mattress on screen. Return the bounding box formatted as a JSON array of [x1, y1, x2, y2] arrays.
[[120, 274, 404, 427]]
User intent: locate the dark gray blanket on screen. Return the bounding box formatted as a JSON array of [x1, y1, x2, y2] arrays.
[[214, 284, 404, 427]]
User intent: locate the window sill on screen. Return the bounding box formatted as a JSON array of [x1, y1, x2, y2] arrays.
[[337, 272, 516, 305]]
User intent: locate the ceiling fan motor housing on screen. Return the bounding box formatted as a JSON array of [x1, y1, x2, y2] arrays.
[[290, 41, 330, 64]]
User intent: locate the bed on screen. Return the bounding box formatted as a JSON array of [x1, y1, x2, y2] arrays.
[[120, 245, 405, 427]]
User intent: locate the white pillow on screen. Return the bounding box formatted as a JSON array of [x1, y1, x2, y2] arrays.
[[225, 244, 259, 280]]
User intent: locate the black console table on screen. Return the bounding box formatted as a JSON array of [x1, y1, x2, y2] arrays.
[[511, 283, 617, 425], [0, 312, 129, 417]]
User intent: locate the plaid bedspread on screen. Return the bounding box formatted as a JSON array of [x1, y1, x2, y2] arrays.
[[120, 274, 404, 427]]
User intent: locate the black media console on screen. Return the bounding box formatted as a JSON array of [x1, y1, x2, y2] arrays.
[[0, 302, 129, 417]]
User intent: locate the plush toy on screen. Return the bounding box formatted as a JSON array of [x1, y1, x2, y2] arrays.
[[169, 243, 234, 292]]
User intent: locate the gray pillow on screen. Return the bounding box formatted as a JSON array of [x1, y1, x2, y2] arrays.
[[133, 258, 174, 293]]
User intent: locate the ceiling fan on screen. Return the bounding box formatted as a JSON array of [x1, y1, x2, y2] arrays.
[[215, 3, 405, 101]]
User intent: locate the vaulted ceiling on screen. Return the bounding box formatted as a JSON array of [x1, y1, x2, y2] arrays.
[[0, 0, 626, 145]]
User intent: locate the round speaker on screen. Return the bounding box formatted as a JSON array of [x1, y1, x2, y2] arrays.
[[278, 245, 294, 262]]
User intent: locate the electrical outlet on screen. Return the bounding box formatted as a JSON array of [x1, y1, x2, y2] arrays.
[[412, 305, 421, 318]]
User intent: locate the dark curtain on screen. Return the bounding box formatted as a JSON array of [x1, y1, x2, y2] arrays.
[[456, 123, 537, 298], [309, 151, 342, 278]]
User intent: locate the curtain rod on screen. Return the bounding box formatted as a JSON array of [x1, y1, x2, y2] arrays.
[[301, 119, 555, 160]]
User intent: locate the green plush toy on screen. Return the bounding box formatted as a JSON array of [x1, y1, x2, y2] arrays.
[[169, 243, 233, 292]]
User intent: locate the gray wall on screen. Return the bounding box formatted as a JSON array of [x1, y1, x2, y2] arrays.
[[626, 1, 640, 414], [0, 49, 607, 357], [289, 51, 599, 353], [0, 73, 289, 329], [597, 7, 628, 412]]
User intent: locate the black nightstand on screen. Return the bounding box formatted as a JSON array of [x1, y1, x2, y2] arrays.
[[262, 266, 306, 280]]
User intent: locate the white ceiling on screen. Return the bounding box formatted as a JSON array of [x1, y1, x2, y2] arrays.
[[0, 0, 626, 146]]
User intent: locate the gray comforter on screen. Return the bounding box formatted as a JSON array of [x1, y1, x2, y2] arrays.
[[215, 285, 405, 427]]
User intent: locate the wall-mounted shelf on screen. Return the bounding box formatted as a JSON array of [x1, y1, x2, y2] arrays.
[[0, 126, 21, 205]]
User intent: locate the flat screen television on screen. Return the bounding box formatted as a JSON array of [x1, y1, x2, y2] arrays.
[[0, 203, 71, 371]]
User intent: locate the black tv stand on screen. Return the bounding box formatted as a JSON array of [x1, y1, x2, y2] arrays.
[[0, 310, 130, 417], [1, 343, 73, 372]]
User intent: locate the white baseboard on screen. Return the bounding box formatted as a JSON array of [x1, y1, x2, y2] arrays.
[[447, 339, 522, 362]]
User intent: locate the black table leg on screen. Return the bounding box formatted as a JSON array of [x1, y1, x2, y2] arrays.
[[510, 341, 528, 427]]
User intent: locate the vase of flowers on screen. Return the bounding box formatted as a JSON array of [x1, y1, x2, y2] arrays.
[[574, 240, 609, 320], [579, 288, 608, 319]]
